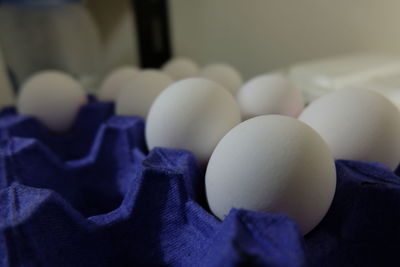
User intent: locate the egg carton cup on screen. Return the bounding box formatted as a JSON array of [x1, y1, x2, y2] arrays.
[[1, 102, 400, 266]]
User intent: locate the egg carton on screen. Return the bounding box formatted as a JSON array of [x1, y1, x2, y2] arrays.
[[1, 101, 400, 267]]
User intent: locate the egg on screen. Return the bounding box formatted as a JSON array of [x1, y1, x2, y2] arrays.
[[116, 70, 173, 118], [199, 63, 243, 95], [299, 88, 400, 169], [146, 77, 241, 165], [162, 58, 199, 80], [98, 66, 139, 101], [17, 71, 87, 132], [237, 73, 304, 119], [206, 115, 336, 235]]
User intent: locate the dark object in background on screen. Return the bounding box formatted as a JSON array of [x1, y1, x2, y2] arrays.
[[132, 0, 172, 69]]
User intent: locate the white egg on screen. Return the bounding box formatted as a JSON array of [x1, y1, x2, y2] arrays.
[[237, 73, 304, 119], [98, 66, 139, 101], [162, 58, 199, 80], [199, 63, 243, 95], [116, 70, 173, 118], [206, 115, 336, 235], [17, 71, 87, 132], [299, 88, 400, 169], [146, 77, 241, 165]]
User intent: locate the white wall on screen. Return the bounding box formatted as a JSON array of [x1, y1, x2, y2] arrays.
[[170, 0, 400, 79], [86, 0, 400, 80]]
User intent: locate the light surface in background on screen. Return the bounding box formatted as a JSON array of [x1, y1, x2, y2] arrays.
[[170, 0, 400, 79], [0, 44, 14, 107], [289, 53, 400, 106], [86, 0, 139, 74]]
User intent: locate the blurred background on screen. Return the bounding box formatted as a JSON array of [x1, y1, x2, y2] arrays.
[[87, 0, 400, 78], [2, 0, 400, 99]]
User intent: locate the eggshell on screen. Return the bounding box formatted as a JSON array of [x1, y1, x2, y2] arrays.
[[199, 63, 243, 95], [205, 115, 336, 235], [237, 73, 304, 119], [146, 77, 241, 165], [116, 70, 173, 118], [162, 58, 199, 80], [299, 88, 400, 169], [17, 71, 87, 132], [98, 66, 139, 101]]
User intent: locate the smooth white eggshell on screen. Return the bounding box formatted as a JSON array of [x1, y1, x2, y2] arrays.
[[299, 88, 400, 169], [199, 63, 243, 95], [206, 115, 336, 235], [98, 66, 139, 101], [237, 73, 304, 119], [116, 70, 173, 118], [146, 77, 241, 165], [17, 71, 87, 132], [162, 58, 199, 80]]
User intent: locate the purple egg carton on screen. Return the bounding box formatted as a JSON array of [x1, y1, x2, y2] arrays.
[[1, 101, 400, 267]]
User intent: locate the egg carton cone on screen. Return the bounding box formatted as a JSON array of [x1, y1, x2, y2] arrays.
[[1, 101, 400, 266]]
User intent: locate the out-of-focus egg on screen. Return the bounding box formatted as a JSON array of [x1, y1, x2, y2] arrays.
[[299, 88, 400, 169], [237, 73, 304, 119], [199, 63, 243, 95], [146, 77, 241, 165], [206, 115, 336, 235], [162, 58, 199, 80], [97, 66, 139, 101], [17, 71, 87, 132], [116, 70, 173, 118]]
